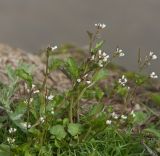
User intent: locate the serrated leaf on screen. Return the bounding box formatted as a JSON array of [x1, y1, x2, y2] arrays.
[[65, 58, 79, 80], [6, 65, 17, 81], [49, 58, 63, 71], [15, 69, 33, 87]]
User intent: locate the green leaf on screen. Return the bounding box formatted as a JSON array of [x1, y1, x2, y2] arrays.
[[15, 69, 33, 87], [93, 69, 107, 82], [24, 150, 32, 156], [83, 87, 104, 100], [54, 140, 61, 148], [49, 58, 63, 72], [14, 101, 27, 118], [133, 111, 148, 124], [50, 125, 66, 140], [90, 112, 107, 129], [6, 65, 17, 81], [8, 101, 27, 121], [116, 86, 128, 97], [8, 102, 28, 132], [134, 73, 147, 86], [0, 144, 11, 156], [68, 123, 82, 136], [65, 58, 79, 80], [63, 118, 69, 126], [92, 40, 104, 54], [28, 128, 41, 136], [89, 104, 104, 116], [151, 93, 160, 105]]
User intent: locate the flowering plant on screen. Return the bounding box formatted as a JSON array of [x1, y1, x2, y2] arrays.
[[0, 24, 159, 155]]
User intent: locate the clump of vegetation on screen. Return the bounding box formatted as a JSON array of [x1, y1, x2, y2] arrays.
[[0, 24, 160, 156]]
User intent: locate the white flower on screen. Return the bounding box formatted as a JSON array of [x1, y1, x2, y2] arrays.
[[47, 95, 54, 100], [150, 72, 158, 79], [40, 117, 45, 123], [102, 52, 107, 57], [149, 51, 154, 56], [9, 128, 17, 133], [77, 79, 81, 83], [98, 60, 103, 67], [149, 51, 157, 60], [28, 124, 31, 128], [106, 120, 112, 125], [127, 86, 130, 90], [116, 48, 125, 57], [121, 115, 127, 119], [98, 50, 109, 62], [51, 46, 57, 51], [22, 122, 31, 129], [33, 90, 40, 94], [98, 50, 102, 58], [83, 74, 88, 78], [7, 137, 15, 144], [119, 52, 125, 57], [103, 55, 109, 62], [32, 84, 36, 89], [51, 107, 54, 114], [152, 55, 157, 60], [86, 80, 91, 84], [111, 112, 118, 119], [95, 23, 106, 29], [118, 75, 127, 86], [131, 110, 136, 118], [91, 55, 95, 61], [98, 50, 102, 55], [30, 98, 33, 102]]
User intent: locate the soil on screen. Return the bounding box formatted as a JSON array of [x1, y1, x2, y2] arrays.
[[0, 43, 71, 92]]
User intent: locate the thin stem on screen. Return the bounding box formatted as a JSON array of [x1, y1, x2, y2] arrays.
[[89, 28, 100, 53], [39, 48, 50, 153], [76, 88, 80, 122], [26, 89, 32, 133], [42, 48, 50, 113], [69, 96, 74, 123], [42, 49, 49, 90]]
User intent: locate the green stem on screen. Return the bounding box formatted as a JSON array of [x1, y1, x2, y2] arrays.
[[69, 97, 73, 123], [27, 89, 32, 133]]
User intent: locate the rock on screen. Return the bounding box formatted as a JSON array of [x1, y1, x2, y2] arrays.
[[0, 43, 71, 92]]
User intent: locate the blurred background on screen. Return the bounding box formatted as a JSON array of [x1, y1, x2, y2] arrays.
[[0, 0, 159, 73]]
